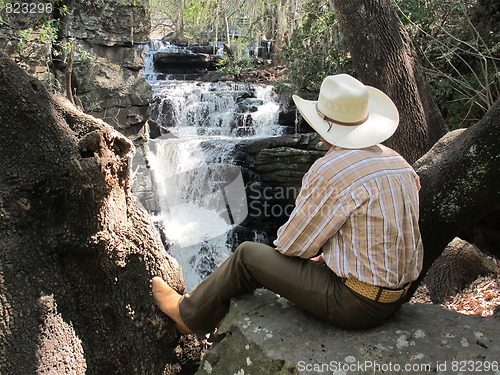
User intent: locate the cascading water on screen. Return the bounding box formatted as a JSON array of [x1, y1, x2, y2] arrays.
[[149, 141, 229, 288], [150, 80, 284, 138], [138, 40, 286, 290]]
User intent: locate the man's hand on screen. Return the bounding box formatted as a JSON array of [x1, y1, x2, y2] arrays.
[[310, 254, 325, 263]]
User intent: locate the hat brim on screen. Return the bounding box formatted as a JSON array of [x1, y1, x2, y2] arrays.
[[292, 87, 399, 149]]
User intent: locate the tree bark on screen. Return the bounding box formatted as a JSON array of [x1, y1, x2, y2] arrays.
[[332, 0, 448, 163], [223, 11, 231, 49], [0, 53, 198, 374], [410, 99, 500, 296], [65, 42, 76, 105]]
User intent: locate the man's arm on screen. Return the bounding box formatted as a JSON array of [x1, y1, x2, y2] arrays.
[[273, 171, 349, 259]]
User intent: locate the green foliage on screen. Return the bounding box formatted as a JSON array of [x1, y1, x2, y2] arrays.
[[279, 0, 498, 128], [217, 55, 258, 77], [282, 0, 352, 96], [182, 0, 215, 44], [1, 1, 79, 70], [52, 38, 96, 66], [394, 0, 499, 129], [7, 14, 60, 61], [39, 19, 58, 42], [216, 39, 259, 77]]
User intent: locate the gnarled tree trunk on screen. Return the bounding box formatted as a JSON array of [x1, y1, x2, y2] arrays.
[[412, 99, 500, 295], [0, 54, 198, 374], [332, 0, 448, 164]]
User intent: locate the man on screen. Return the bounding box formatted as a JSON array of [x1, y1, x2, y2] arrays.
[[152, 74, 423, 336]]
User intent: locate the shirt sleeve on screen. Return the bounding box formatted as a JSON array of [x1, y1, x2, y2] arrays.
[[273, 170, 351, 259]]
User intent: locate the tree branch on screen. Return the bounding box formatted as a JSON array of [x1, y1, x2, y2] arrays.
[[409, 98, 500, 296]]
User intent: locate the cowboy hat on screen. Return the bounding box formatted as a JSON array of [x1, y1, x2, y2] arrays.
[[292, 74, 399, 149]]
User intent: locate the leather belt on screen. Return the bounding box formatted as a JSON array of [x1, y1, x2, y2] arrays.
[[344, 278, 410, 303]]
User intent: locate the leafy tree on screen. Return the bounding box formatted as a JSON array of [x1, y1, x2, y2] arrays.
[[394, 0, 499, 129], [149, 0, 302, 70], [281, 0, 499, 130], [282, 0, 351, 94]]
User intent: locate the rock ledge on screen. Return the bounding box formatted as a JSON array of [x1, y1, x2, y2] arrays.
[[196, 289, 499, 374]]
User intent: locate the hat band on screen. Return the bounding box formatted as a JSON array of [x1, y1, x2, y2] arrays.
[[316, 104, 368, 129]]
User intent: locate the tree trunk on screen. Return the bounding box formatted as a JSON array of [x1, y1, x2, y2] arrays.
[[410, 99, 500, 296], [173, 1, 186, 42], [65, 42, 76, 105], [0, 54, 199, 374], [332, 0, 448, 164], [223, 11, 231, 49]]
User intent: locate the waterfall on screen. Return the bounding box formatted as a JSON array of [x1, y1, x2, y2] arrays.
[[150, 80, 284, 138], [137, 41, 286, 290], [148, 138, 242, 289]]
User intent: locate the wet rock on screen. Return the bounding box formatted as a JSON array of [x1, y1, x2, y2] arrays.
[[197, 289, 500, 375], [153, 52, 219, 75], [232, 133, 326, 242], [131, 152, 160, 214]]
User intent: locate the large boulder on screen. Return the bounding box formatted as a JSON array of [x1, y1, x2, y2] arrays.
[[66, 46, 152, 134], [153, 52, 218, 75], [230, 133, 326, 244], [196, 290, 500, 375]]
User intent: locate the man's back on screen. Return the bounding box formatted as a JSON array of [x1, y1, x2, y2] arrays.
[[275, 145, 423, 289]]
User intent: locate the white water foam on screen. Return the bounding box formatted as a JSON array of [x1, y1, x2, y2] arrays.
[[150, 80, 285, 138], [148, 138, 240, 290]]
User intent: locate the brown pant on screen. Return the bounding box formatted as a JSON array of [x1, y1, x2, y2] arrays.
[[179, 241, 404, 337]]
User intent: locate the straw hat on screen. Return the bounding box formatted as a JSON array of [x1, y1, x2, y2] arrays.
[[292, 74, 399, 149]]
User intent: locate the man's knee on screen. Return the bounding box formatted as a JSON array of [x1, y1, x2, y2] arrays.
[[235, 241, 253, 254], [234, 241, 256, 263], [235, 241, 273, 263]]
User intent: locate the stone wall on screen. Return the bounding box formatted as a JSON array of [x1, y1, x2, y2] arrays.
[[58, 0, 152, 135], [229, 133, 326, 244], [0, 0, 152, 135]]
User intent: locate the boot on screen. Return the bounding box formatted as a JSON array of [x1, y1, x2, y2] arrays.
[[152, 276, 191, 334]]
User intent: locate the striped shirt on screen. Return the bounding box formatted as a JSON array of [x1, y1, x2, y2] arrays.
[[273, 145, 423, 289]]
